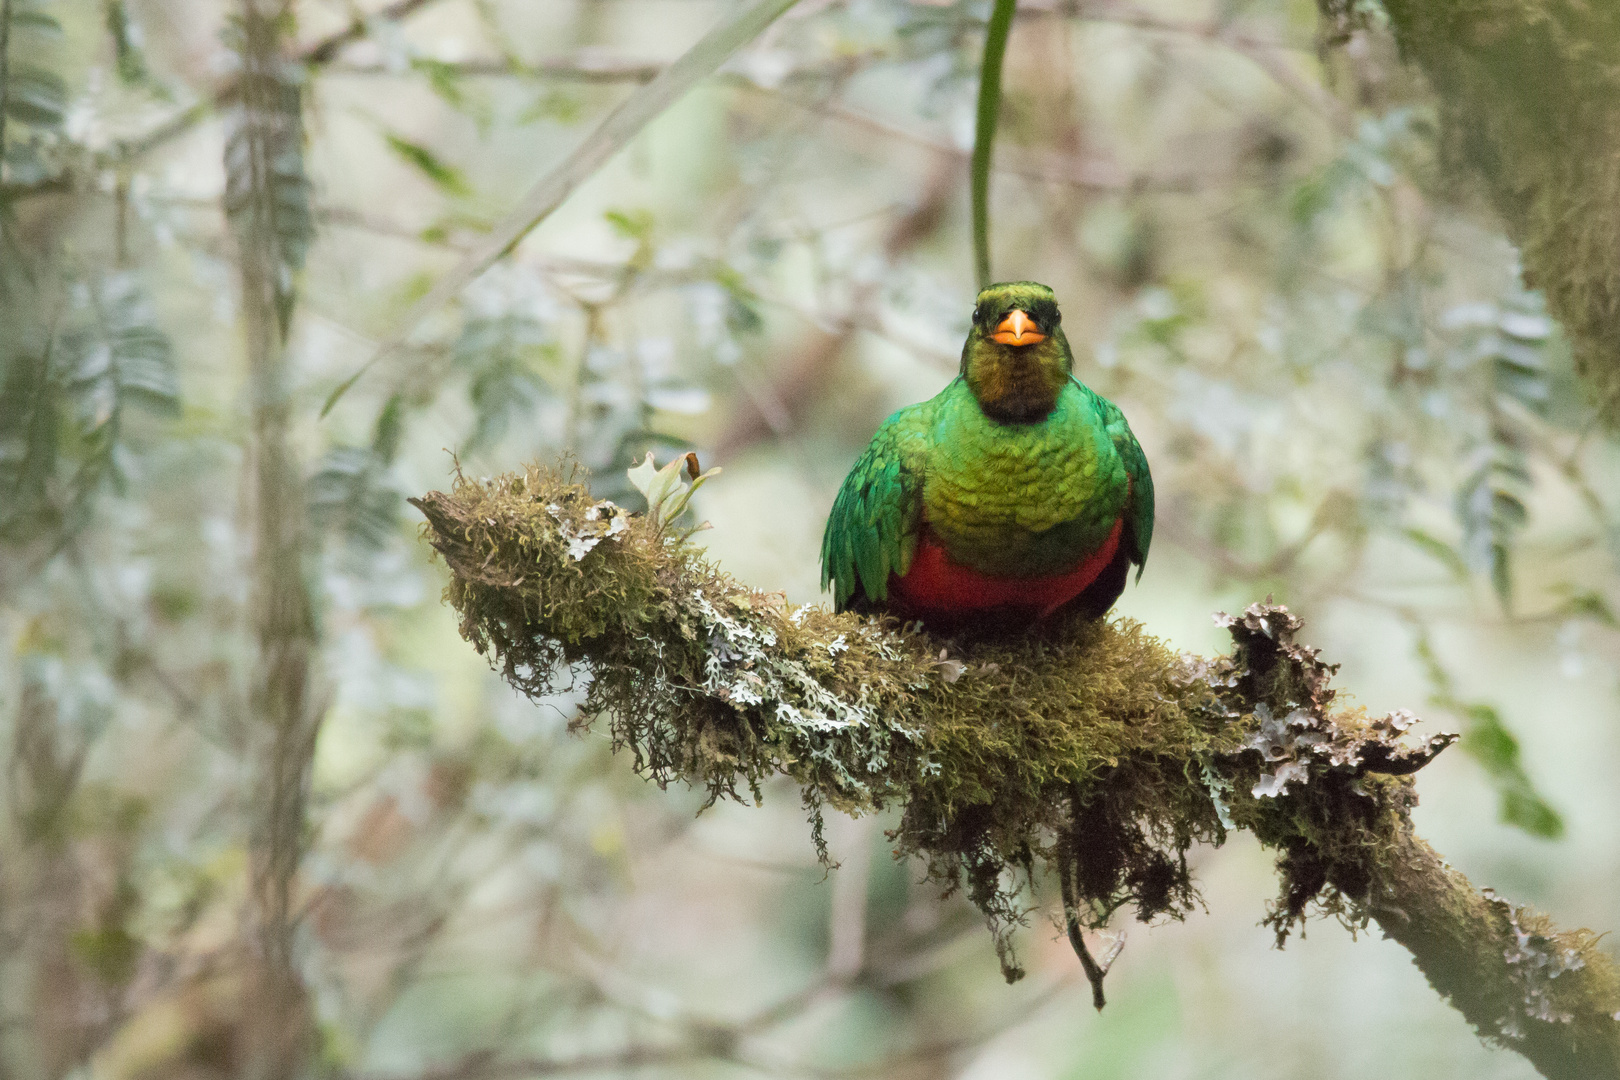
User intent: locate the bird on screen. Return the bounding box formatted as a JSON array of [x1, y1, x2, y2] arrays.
[[820, 281, 1152, 630]]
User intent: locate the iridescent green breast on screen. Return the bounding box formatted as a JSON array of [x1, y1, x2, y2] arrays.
[[921, 380, 1128, 578]]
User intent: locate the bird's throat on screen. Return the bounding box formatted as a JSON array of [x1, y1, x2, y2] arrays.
[[965, 345, 1068, 422]]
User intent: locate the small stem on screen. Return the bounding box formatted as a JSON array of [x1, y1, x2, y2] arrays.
[[971, 0, 1017, 290], [1065, 915, 1108, 1011], [0, 0, 14, 181], [563, 303, 601, 452], [1058, 847, 1109, 1011], [115, 172, 130, 267]]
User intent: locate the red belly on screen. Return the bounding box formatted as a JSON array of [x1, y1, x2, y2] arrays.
[[888, 517, 1124, 620]]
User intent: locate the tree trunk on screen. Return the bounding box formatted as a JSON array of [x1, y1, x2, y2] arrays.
[[232, 3, 319, 1076]]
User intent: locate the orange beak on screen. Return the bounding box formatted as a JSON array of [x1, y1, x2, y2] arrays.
[[990, 309, 1046, 346]]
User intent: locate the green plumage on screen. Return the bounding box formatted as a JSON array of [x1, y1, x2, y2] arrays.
[[821, 282, 1154, 616]]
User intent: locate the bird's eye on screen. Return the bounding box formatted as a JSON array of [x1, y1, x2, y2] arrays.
[[972, 306, 983, 323]]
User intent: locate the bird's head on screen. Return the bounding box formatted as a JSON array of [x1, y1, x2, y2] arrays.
[[960, 281, 1073, 422]]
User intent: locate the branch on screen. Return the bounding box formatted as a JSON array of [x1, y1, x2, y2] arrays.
[[363, 1045, 700, 1080], [761, 90, 1218, 192], [1369, 0, 1620, 421], [298, 0, 446, 64], [321, 0, 805, 416], [3, 0, 450, 191], [1368, 827, 1620, 1079], [410, 463, 1620, 1079], [712, 156, 957, 460], [325, 55, 664, 83], [1020, 0, 1351, 132], [231, 2, 322, 1072]]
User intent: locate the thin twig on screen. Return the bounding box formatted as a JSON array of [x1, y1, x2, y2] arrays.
[[1058, 846, 1110, 1010], [712, 156, 956, 460], [1566, 382, 1620, 468], [299, 0, 445, 63], [326, 55, 664, 82], [0, 0, 13, 175], [1050, 0, 1306, 53], [759, 88, 1218, 193], [358, 1045, 701, 1080], [321, 0, 806, 416], [1044, 0, 1353, 134], [1065, 916, 1108, 1011], [76, 0, 450, 179]]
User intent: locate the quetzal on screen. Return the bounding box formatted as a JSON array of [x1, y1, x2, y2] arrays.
[[820, 281, 1152, 627]]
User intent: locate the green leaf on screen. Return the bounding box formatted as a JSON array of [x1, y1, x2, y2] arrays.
[[627, 452, 685, 524], [1556, 590, 1619, 628], [1487, 332, 1551, 415], [1501, 785, 1565, 839], [308, 446, 399, 550], [6, 64, 66, 129], [1401, 528, 1470, 582], [409, 57, 488, 124], [454, 314, 553, 452], [1456, 436, 1530, 613], [1418, 621, 1563, 840], [627, 452, 720, 533], [11, 9, 62, 34], [105, 0, 149, 84], [371, 394, 405, 463], [1456, 701, 1564, 839], [518, 89, 584, 126], [1459, 704, 1517, 772], [63, 274, 181, 423], [69, 923, 141, 986], [222, 52, 312, 338], [0, 348, 61, 539], [0, 274, 180, 522], [384, 132, 471, 197], [604, 208, 654, 241], [1489, 542, 1513, 610]]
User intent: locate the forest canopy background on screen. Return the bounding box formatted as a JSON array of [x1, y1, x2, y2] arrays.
[[1, 1, 1619, 1079]]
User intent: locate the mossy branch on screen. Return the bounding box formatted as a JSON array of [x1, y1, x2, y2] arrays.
[[1363, 0, 1620, 420], [411, 463, 1620, 1079]]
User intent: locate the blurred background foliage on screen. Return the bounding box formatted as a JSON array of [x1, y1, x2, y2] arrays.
[[0, 1, 1616, 1078]]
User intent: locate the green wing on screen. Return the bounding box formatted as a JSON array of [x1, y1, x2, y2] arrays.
[[1093, 390, 1154, 580], [820, 403, 931, 611]]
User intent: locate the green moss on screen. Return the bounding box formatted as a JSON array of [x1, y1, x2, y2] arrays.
[[1373, 0, 1620, 417], [411, 464, 1454, 983], [413, 466, 1232, 975], [416, 464, 1620, 1065]]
